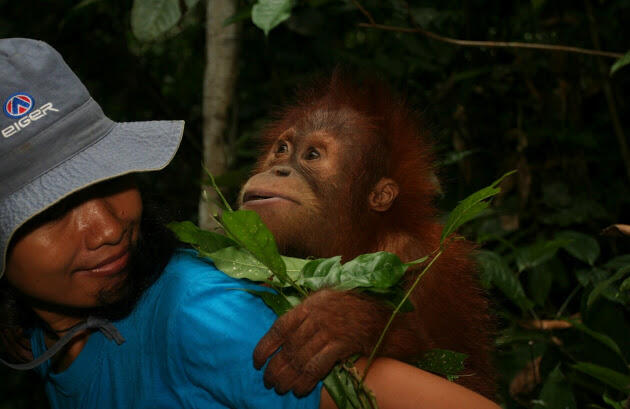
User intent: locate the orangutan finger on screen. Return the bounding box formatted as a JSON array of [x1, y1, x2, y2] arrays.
[[254, 306, 307, 369], [286, 328, 330, 373], [280, 313, 322, 366], [291, 343, 350, 397], [263, 350, 295, 391]]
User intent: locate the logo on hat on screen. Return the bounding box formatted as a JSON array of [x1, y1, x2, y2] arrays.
[[4, 93, 35, 119]]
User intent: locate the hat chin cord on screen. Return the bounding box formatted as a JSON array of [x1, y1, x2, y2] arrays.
[[0, 316, 125, 370]]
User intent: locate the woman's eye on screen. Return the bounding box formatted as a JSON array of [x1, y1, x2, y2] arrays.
[[276, 142, 288, 154], [305, 148, 320, 160]]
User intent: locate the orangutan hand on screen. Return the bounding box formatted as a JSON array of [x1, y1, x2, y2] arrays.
[[253, 289, 390, 396]]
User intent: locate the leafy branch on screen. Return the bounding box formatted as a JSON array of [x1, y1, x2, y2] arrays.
[[168, 171, 515, 408]]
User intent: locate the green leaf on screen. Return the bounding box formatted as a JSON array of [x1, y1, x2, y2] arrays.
[[338, 252, 408, 290], [251, 0, 294, 36], [528, 263, 553, 307], [299, 252, 407, 292], [183, 0, 199, 8], [283, 256, 310, 278], [375, 287, 415, 312], [533, 365, 577, 409], [576, 267, 609, 287], [603, 393, 626, 409], [202, 246, 274, 282], [203, 246, 303, 286], [131, 0, 182, 41], [440, 149, 478, 166], [620, 277, 630, 292], [476, 250, 534, 311], [242, 289, 293, 316], [414, 349, 468, 379], [221, 210, 289, 284], [441, 170, 515, 244], [556, 230, 600, 266], [567, 319, 626, 362], [515, 238, 568, 272], [323, 364, 363, 409], [70, 0, 103, 12], [167, 221, 236, 253], [611, 51, 630, 75], [587, 265, 630, 308], [572, 362, 630, 392], [531, 0, 546, 11], [404, 256, 429, 268], [604, 254, 630, 270], [224, 5, 253, 27]]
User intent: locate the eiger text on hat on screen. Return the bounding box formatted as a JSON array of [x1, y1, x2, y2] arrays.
[[0, 38, 184, 277]]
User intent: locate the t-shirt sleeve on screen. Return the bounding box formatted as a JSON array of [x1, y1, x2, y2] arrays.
[[165, 259, 322, 409]]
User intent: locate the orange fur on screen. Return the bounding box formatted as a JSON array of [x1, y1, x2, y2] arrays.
[[252, 72, 496, 398]]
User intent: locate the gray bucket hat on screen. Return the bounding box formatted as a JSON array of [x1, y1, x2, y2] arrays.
[[0, 38, 184, 277]]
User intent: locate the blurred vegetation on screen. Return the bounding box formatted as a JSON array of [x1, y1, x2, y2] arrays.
[[1, 0, 629, 408]]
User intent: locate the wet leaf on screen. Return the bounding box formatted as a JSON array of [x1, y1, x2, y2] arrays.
[[202, 246, 273, 282], [167, 221, 236, 253], [221, 210, 289, 284], [414, 349, 468, 379], [299, 252, 407, 291], [202, 246, 303, 286]]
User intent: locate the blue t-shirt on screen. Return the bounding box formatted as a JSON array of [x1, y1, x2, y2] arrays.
[[32, 249, 322, 409]]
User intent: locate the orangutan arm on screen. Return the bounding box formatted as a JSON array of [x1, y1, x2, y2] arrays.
[[253, 288, 427, 397]]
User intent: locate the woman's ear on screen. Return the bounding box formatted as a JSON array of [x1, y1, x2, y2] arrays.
[[368, 178, 399, 212]]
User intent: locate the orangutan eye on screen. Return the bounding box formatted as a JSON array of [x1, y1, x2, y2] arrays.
[[276, 141, 289, 154], [305, 148, 320, 160]]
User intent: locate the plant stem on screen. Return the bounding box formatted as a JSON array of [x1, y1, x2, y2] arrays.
[[555, 284, 581, 318], [355, 22, 624, 59], [361, 249, 444, 382], [204, 167, 233, 211], [342, 361, 379, 409]]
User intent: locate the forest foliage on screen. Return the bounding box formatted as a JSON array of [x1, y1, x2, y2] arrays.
[[1, 0, 629, 408]]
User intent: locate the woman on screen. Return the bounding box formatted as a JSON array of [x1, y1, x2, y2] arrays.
[[0, 38, 499, 409]]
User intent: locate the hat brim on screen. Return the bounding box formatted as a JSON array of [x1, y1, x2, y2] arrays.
[[0, 119, 184, 276]]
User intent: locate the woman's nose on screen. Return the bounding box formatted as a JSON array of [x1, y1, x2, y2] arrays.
[[80, 198, 125, 250]]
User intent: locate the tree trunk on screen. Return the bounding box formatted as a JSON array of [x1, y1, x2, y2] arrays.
[[199, 0, 241, 230]]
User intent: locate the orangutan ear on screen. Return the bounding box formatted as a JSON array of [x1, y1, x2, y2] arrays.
[[368, 178, 399, 212]]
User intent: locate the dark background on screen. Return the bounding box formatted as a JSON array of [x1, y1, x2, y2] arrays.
[[1, 0, 629, 408]]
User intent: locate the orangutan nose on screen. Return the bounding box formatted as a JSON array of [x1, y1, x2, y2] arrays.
[[273, 166, 292, 177]]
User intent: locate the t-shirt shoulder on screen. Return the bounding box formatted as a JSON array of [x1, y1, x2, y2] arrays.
[[150, 249, 321, 409]]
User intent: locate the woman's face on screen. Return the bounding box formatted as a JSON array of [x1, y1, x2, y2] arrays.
[[5, 177, 142, 310]]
